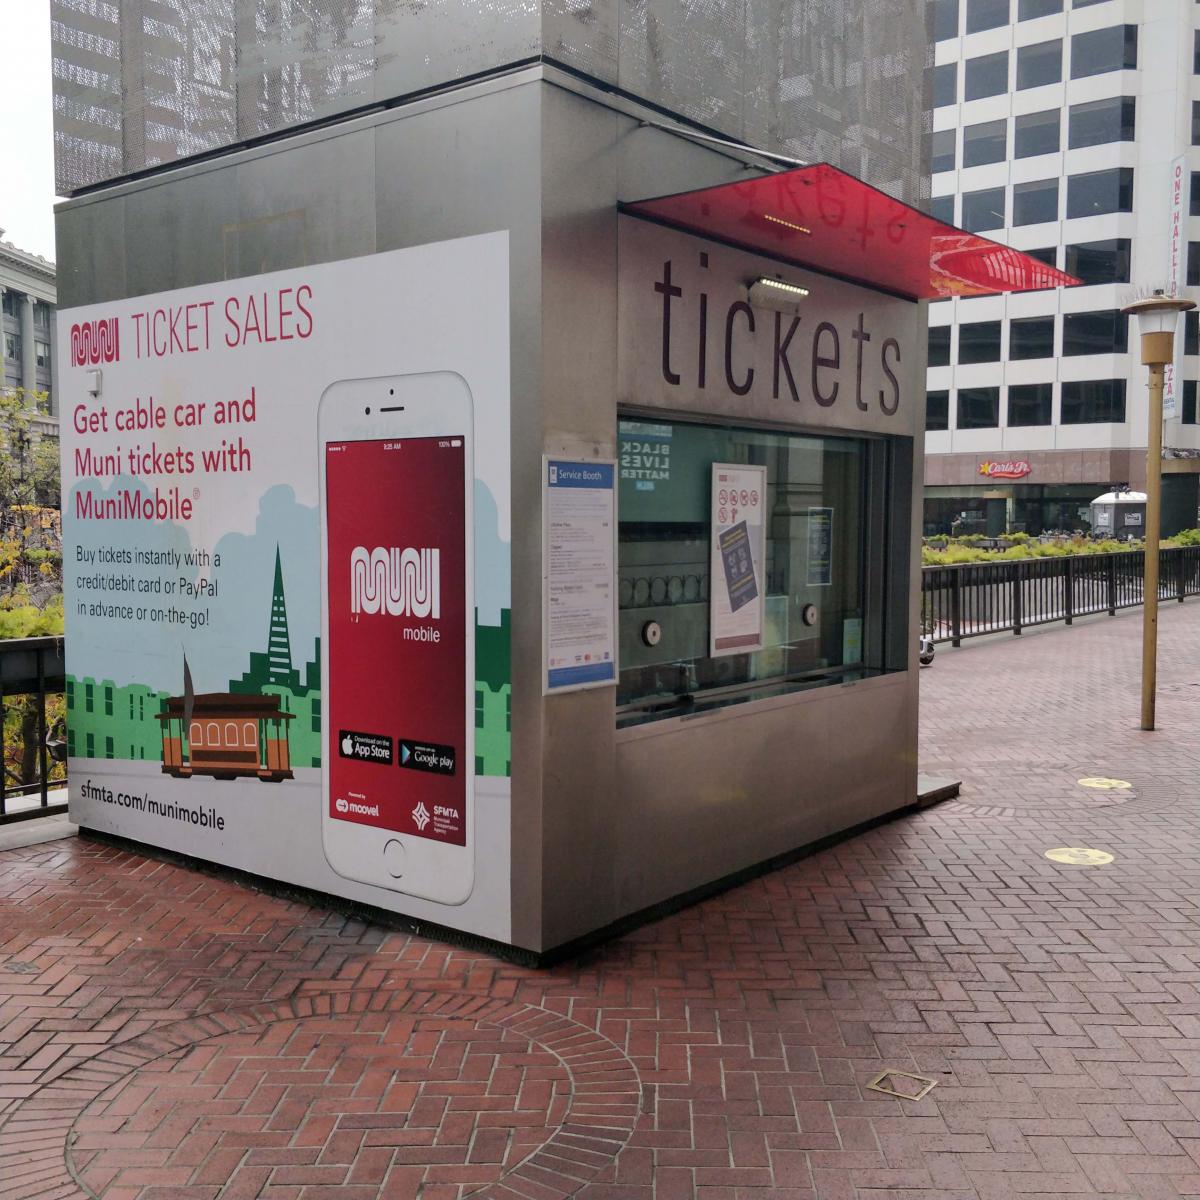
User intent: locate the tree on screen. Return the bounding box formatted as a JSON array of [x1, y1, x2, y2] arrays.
[[0, 387, 61, 600]]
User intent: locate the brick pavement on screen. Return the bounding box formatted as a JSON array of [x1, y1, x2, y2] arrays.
[[2, 604, 1199, 1199]]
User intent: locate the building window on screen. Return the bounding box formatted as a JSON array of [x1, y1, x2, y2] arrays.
[[0, 292, 15, 317], [1023, 247, 1058, 269], [933, 62, 957, 107], [1017, 40, 1061, 89], [104, 737, 114, 760], [1062, 310, 1128, 356], [1063, 239, 1131, 285], [1184, 381, 1198, 425], [1068, 96, 1136, 149], [926, 390, 950, 431], [931, 129, 956, 173], [616, 417, 884, 720], [35, 340, 50, 369], [33, 302, 49, 330], [505, 691, 512, 733], [1019, 0, 1061, 15], [963, 119, 1007, 167], [1061, 379, 1126, 424], [1066, 167, 1133, 219], [1013, 179, 1058, 226], [475, 685, 484, 728], [86, 732, 95, 758], [1192, 172, 1200, 217], [958, 320, 1002, 363], [1007, 383, 1053, 426], [85, 681, 94, 712], [958, 387, 1000, 429], [928, 326, 952, 367], [930, 0, 959, 39], [1189, 243, 1200, 288], [930, 194, 955, 224], [1186, 311, 1198, 356], [1070, 25, 1137, 79], [3, 333, 20, 361], [1195, 30, 1200, 74], [965, 51, 1009, 100], [1194, 101, 1200, 147], [966, 0, 1009, 32], [1015, 109, 1059, 157], [961, 187, 1006, 232], [1010, 316, 1055, 359], [104, 684, 113, 716]]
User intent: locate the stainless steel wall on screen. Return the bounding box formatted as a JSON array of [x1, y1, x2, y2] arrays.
[[52, 0, 929, 206]]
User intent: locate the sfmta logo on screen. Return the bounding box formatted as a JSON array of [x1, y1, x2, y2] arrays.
[[70, 317, 120, 366], [350, 547, 440, 618]]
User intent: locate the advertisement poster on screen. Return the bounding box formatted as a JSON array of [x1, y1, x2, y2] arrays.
[[709, 463, 766, 656], [544, 459, 617, 692], [60, 235, 512, 942], [1165, 154, 1186, 420], [807, 507, 834, 587]]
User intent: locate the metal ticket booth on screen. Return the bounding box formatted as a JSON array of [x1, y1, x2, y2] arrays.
[[53, 8, 1071, 956]]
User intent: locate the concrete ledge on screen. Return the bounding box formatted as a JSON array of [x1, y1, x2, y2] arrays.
[[916, 773, 961, 808]]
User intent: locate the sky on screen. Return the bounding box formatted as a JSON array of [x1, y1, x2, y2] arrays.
[[0, 2, 59, 262]]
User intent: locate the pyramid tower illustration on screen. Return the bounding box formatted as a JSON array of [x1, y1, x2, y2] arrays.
[[266, 547, 293, 685]]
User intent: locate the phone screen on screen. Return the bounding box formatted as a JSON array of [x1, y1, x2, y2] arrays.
[[325, 436, 467, 845]]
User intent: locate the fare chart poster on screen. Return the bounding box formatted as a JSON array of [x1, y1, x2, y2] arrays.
[[709, 464, 766, 657], [59, 236, 513, 942]]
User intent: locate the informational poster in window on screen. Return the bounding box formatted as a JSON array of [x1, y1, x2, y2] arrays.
[[807, 507, 834, 587], [709, 463, 766, 657], [544, 459, 617, 692]]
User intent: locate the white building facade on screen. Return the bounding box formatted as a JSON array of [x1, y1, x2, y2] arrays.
[[925, 0, 1200, 536]]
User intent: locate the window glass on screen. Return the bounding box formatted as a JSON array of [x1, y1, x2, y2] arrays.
[[35, 340, 50, 368], [933, 62, 958, 107], [931, 129, 956, 173], [1013, 178, 1058, 225], [962, 186, 1006, 232], [1189, 244, 1200, 288], [930, 0, 960, 39], [1019, 0, 1061, 15], [1017, 40, 1062, 88], [963, 119, 1007, 166], [965, 51, 1009, 100], [3, 333, 20, 361], [1192, 172, 1200, 217], [1022, 246, 1058, 269], [1186, 311, 1198, 357], [1063, 239, 1131, 285], [1007, 383, 1053, 426], [966, 0, 1009, 32], [957, 387, 1000, 429], [958, 320, 1002, 363], [1070, 25, 1137, 79], [930, 194, 956, 223], [1066, 167, 1133, 218], [1195, 30, 1200, 74], [1062, 310, 1128, 356], [1068, 96, 1135, 148], [1015, 109, 1059, 157], [928, 325, 952, 367], [1010, 315, 1055, 358], [1194, 101, 1200, 146], [616, 418, 882, 722], [926, 390, 950, 431], [0, 292, 15, 316], [1184, 380, 1198, 425], [33, 302, 49, 329], [1060, 379, 1125, 423]]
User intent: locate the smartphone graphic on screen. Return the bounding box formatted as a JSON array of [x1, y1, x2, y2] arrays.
[[319, 373, 475, 904]]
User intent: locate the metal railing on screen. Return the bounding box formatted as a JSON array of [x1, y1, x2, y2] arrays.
[[922, 546, 1200, 645], [0, 636, 67, 824]]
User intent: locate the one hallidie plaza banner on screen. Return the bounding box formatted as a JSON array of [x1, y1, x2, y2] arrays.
[[59, 236, 513, 941]]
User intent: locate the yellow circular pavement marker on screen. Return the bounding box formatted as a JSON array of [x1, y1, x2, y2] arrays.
[[1044, 847, 1115, 866], [1077, 777, 1132, 790]]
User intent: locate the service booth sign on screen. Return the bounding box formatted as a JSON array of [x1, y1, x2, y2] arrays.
[[710, 463, 766, 656], [59, 235, 513, 941]]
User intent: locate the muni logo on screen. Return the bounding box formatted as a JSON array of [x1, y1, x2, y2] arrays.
[[350, 546, 440, 618], [70, 317, 120, 366]]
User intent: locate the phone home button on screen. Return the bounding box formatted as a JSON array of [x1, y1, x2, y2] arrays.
[[383, 839, 406, 878]]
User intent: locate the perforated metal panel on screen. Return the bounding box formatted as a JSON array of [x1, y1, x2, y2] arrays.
[[52, 0, 928, 203]]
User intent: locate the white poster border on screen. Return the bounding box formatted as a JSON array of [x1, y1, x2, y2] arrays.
[[709, 462, 767, 659]]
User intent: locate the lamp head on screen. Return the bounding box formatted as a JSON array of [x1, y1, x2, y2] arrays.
[[1122, 290, 1196, 365]]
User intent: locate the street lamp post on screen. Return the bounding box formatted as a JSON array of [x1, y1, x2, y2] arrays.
[[1121, 293, 1196, 731]]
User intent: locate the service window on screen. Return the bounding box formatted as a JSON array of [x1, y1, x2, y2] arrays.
[[616, 418, 895, 725]]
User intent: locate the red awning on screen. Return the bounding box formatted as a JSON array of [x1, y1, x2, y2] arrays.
[[622, 163, 1080, 301]]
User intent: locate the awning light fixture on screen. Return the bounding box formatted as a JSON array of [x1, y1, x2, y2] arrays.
[[762, 213, 812, 234], [748, 276, 810, 314]]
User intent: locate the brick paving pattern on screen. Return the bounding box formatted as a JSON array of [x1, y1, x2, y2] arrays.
[[1, 603, 1199, 1198]]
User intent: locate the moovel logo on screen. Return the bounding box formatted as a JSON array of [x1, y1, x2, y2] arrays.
[[71, 317, 120, 366], [350, 546, 440, 618]]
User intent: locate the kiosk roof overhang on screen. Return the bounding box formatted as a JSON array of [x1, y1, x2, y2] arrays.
[[622, 163, 1081, 302]]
